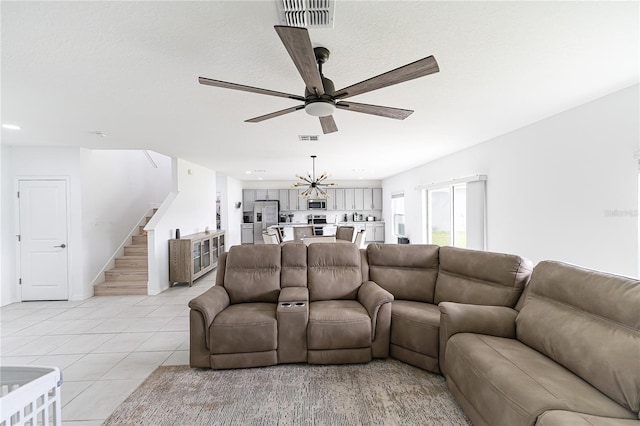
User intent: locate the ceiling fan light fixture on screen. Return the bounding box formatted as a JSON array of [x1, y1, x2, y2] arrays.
[[304, 100, 336, 117]]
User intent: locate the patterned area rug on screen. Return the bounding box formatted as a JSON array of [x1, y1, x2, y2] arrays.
[[103, 359, 471, 425]]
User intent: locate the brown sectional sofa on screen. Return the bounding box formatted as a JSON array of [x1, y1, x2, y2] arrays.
[[189, 242, 393, 369], [365, 244, 532, 373], [440, 260, 640, 426], [188, 242, 640, 425]]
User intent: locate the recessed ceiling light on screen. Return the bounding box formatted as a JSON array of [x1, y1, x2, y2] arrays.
[[245, 171, 252, 174], [2, 124, 21, 130], [258, 177, 263, 181]]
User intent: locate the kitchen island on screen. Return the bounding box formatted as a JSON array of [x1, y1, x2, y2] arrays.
[[272, 221, 384, 243]]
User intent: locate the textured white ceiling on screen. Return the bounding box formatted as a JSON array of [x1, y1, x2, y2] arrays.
[[1, 1, 638, 181]]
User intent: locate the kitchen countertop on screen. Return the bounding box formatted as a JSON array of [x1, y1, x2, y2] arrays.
[[276, 221, 384, 226]]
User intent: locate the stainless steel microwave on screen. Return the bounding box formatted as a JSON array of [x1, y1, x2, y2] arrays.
[[307, 200, 326, 210]]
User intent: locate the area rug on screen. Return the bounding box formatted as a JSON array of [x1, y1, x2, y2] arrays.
[[103, 359, 471, 425]]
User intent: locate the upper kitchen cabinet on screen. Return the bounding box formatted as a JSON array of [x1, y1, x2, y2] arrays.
[[288, 189, 302, 211], [363, 188, 383, 210], [345, 189, 365, 210], [326, 188, 345, 210], [279, 189, 290, 211], [242, 189, 256, 212], [255, 189, 279, 200], [334, 188, 346, 210]]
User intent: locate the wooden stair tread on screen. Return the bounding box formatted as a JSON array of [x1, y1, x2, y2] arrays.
[[95, 280, 148, 287], [94, 281, 147, 296]]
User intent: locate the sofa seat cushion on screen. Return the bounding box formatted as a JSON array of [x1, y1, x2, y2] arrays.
[[446, 333, 636, 426], [210, 303, 277, 354], [536, 410, 640, 426], [308, 300, 371, 350], [390, 300, 440, 359]]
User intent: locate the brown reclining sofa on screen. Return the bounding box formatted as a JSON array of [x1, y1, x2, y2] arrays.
[[189, 242, 640, 425]]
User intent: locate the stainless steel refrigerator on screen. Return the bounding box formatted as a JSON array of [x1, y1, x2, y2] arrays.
[[253, 200, 279, 244]]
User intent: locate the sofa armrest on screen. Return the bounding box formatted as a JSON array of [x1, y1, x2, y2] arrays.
[[358, 281, 394, 340], [188, 286, 230, 346], [279, 287, 309, 303], [439, 302, 518, 375]]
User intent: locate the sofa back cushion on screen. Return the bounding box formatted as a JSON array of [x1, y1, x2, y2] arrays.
[[366, 244, 439, 303], [434, 246, 532, 307], [223, 245, 281, 304], [516, 261, 640, 413], [281, 243, 307, 288], [308, 243, 362, 302]]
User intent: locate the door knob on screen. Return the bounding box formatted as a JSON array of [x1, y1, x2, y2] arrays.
[[54, 244, 66, 248]]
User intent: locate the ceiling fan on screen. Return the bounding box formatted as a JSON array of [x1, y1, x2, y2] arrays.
[[199, 26, 439, 134]]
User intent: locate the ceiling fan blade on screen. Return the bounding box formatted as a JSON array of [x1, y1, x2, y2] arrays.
[[245, 105, 305, 123], [333, 56, 439, 100], [199, 77, 305, 101], [319, 115, 338, 134], [336, 101, 413, 120], [274, 26, 325, 96]]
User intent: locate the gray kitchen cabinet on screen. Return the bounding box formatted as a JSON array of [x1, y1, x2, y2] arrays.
[[289, 189, 302, 210], [344, 189, 355, 210], [363, 188, 383, 210], [241, 224, 254, 244], [279, 189, 290, 211], [255, 189, 279, 200], [363, 189, 373, 210], [372, 188, 383, 210], [354, 189, 365, 210], [326, 188, 336, 210], [365, 223, 385, 242], [335, 188, 346, 210], [242, 189, 256, 212], [255, 189, 267, 200]]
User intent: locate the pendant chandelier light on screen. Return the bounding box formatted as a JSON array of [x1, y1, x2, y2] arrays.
[[293, 155, 336, 199]]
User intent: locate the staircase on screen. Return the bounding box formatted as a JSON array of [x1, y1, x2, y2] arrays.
[[94, 210, 156, 296]]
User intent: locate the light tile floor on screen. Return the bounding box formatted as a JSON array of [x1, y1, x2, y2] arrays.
[[0, 273, 215, 425]]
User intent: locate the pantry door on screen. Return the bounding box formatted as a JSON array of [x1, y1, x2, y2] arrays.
[[19, 180, 69, 300]]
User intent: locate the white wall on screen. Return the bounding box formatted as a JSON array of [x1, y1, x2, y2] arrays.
[[0, 146, 172, 305], [217, 173, 243, 249], [146, 158, 216, 294], [1, 146, 84, 304], [382, 85, 639, 277], [80, 149, 171, 290]]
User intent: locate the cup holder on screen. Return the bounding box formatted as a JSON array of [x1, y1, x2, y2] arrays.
[[279, 302, 306, 308]]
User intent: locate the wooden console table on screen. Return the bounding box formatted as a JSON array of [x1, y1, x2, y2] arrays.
[[168, 230, 225, 286]]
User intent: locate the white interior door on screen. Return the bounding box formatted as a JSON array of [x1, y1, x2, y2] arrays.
[[19, 180, 69, 301]]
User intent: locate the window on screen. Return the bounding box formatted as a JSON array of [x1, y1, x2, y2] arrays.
[[391, 193, 405, 237], [422, 176, 486, 249]]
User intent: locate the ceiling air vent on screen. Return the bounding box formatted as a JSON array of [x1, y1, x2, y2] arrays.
[[276, 0, 335, 28], [299, 135, 320, 142]]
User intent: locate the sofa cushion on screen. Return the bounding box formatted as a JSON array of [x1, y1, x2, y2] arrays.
[[307, 300, 371, 350], [390, 300, 440, 359], [308, 243, 362, 301], [435, 246, 532, 307], [366, 244, 439, 303], [446, 333, 636, 426], [516, 261, 640, 413], [210, 303, 277, 354], [223, 245, 281, 304], [281, 242, 307, 288], [536, 410, 640, 426]]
